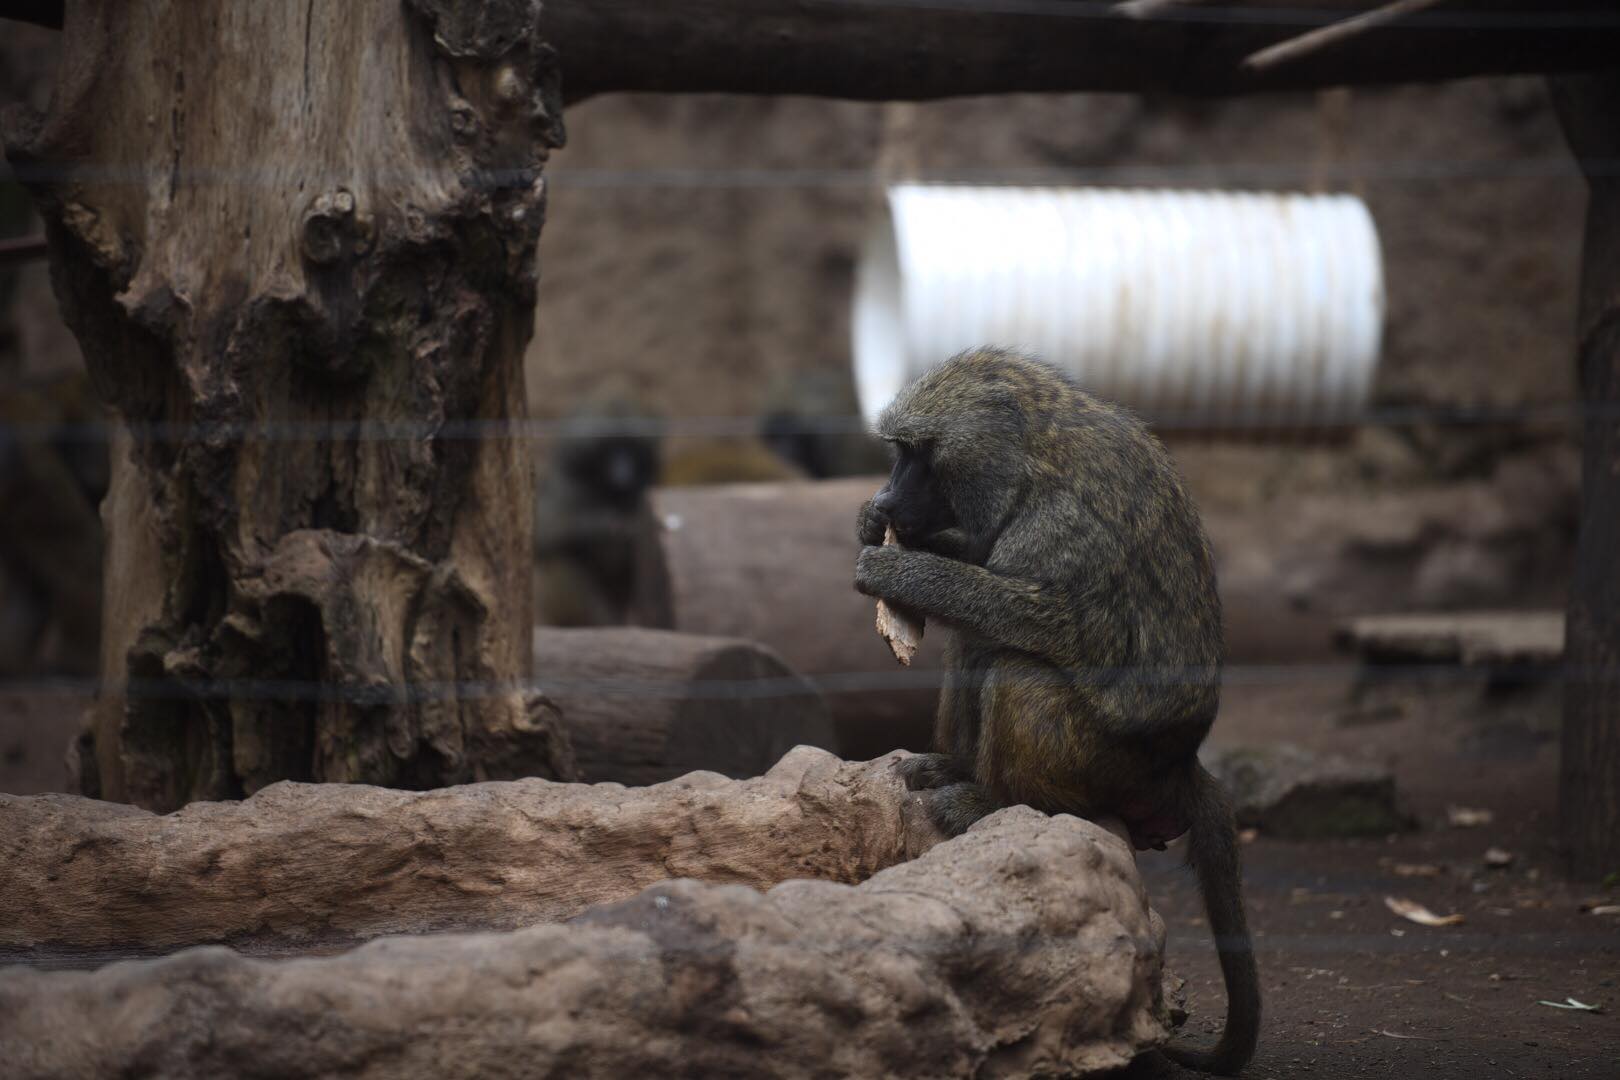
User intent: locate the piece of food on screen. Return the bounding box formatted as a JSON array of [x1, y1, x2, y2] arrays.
[[875, 526, 924, 666]]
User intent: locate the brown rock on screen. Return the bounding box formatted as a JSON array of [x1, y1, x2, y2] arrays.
[[1202, 743, 1411, 840], [0, 807, 1168, 1080], [0, 747, 942, 960]]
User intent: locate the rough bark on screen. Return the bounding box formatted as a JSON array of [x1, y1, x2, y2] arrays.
[[0, 805, 1169, 1080], [1550, 71, 1620, 880], [1, 1, 575, 808], [0, 746, 951, 961], [536, 626, 838, 785], [633, 478, 941, 760], [541, 0, 1620, 103]]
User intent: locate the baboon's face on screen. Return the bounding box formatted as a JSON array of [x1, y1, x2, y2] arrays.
[[564, 435, 659, 509], [872, 439, 957, 546]]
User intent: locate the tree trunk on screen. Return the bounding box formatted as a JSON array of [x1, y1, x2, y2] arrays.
[[1550, 71, 1620, 880], [3, 0, 576, 809]]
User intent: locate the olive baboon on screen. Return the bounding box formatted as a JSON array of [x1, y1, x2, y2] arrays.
[[854, 347, 1258, 1075]]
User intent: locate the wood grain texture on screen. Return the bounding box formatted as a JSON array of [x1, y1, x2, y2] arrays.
[[1, 1, 573, 806], [536, 626, 837, 784], [633, 479, 942, 760]]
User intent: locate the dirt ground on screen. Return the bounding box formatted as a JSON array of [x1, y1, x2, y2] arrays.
[[1133, 667, 1618, 1079]]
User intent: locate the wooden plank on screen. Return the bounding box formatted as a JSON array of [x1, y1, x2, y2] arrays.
[[1335, 611, 1565, 667]]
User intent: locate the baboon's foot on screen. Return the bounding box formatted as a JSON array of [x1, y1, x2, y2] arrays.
[[922, 781, 1001, 837], [895, 753, 972, 792]]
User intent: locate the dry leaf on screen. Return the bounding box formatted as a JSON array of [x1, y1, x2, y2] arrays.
[[1447, 806, 1493, 828], [1537, 998, 1601, 1012], [1484, 847, 1515, 869], [874, 526, 923, 666], [1384, 895, 1465, 927], [1392, 862, 1443, 878]]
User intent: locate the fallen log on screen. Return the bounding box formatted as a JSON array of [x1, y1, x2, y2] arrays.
[[535, 626, 837, 785], [0, 747, 940, 960], [1335, 611, 1565, 667], [633, 478, 940, 760], [0, 806, 1169, 1080]]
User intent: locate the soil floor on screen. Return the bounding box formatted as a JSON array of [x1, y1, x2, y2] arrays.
[[4, 664, 1616, 1079], [1129, 667, 1618, 1080]]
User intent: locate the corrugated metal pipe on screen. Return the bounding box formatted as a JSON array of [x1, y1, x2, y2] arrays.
[[852, 185, 1385, 435]]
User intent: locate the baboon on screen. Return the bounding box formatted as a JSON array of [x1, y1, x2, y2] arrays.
[[758, 369, 889, 479], [533, 392, 661, 626], [854, 347, 1259, 1075]]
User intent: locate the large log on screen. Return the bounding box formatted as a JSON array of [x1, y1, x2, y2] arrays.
[[0, 806, 1168, 1080], [1, 2, 575, 807], [540, 0, 1620, 102], [0, 747, 942, 961], [633, 478, 941, 759], [535, 626, 837, 784], [1550, 72, 1620, 880]]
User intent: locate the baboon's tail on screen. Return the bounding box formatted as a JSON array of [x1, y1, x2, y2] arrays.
[[1162, 763, 1260, 1075]]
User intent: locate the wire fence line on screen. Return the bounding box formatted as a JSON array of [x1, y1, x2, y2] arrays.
[[0, 154, 1607, 193], [546, 157, 1600, 190], [0, 660, 1575, 705], [0, 400, 1611, 448]]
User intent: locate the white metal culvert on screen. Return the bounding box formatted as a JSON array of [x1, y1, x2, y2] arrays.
[[852, 185, 1385, 435]]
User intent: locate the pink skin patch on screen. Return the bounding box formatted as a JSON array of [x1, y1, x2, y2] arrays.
[[1118, 797, 1191, 852]]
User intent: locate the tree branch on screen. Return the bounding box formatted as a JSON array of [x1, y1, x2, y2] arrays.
[[1244, 0, 1449, 72]]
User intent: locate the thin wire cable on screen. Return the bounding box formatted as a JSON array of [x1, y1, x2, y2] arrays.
[[544, 157, 1599, 190], [0, 660, 1579, 705], [0, 400, 1608, 446], [0, 155, 1606, 192]]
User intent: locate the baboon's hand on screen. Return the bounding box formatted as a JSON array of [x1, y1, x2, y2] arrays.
[[854, 542, 904, 598], [856, 496, 889, 547]]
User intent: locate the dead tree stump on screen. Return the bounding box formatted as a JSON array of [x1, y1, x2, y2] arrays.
[[536, 626, 837, 784], [1, 1, 576, 808]]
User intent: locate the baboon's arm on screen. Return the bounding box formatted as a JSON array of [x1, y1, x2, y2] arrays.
[[855, 544, 1127, 670]]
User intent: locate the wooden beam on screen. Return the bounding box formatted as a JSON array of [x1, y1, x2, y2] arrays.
[[541, 1, 1620, 102], [1550, 71, 1620, 882], [0, 234, 48, 265], [12, 3, 1619, 99], [0, 1, 62, 29]]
